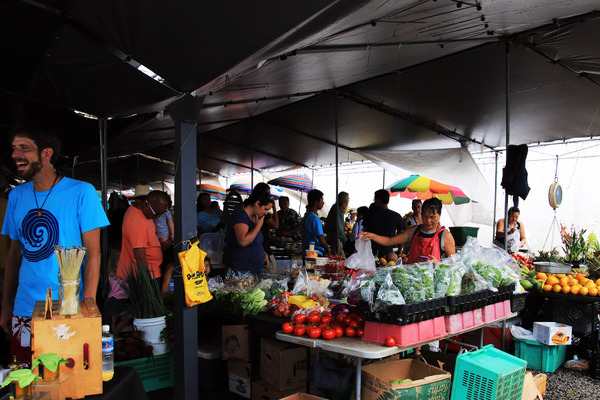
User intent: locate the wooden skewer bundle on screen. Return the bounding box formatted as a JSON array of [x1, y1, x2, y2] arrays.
[[54, 245, 86, 315]]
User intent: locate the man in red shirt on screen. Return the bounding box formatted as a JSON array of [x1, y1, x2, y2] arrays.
[[117, 190, 170, 281]]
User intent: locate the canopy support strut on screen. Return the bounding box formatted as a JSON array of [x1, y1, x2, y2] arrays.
[[503, 40, 511, 250]]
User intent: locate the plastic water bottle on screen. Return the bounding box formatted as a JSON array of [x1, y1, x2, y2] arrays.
[[101, 325, 114, 374]]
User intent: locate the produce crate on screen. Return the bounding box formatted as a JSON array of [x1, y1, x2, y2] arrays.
[[359, 297, 447, 325], [446, 290, 489, 315], [449, 227, 479, 247], [510, 292, 527, 313], [551, 301, 599, 335], [486, 284, 514, 305], [363, 317, 447, 347], [115, 352, 174, 392], [445, 308, 483, 333], [513, 338, 567, 373], [450, 345, 526, 400], [482, 300, 511, 322]]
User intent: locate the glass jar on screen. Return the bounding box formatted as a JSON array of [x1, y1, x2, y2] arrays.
[[2, 369, 36, 399], [59, 278, 81, 315], [33, 353, 65, 381]]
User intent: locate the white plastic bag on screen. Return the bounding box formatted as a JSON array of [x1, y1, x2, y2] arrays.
[[346, 239, 376, 272]]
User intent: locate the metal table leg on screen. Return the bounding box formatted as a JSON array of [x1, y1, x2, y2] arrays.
[[502, 319, 507, 351], [356, 357, 362, 400]]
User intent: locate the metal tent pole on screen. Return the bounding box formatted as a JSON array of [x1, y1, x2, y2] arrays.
[[98, 118, 108, 324], [503, 40, 511, 250], [334, 91, 340, 255], [167, 94, 204, 400]]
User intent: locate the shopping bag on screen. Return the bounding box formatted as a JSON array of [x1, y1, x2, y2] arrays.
[[345, 238, 376, 271], [178, 241, 213, 306]]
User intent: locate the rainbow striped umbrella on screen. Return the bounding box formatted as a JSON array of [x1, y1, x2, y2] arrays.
[[387, 175, 469, 205], [229, 180, 285, 198], [267, 174, 313, 192], [197, 183, 226, 199]]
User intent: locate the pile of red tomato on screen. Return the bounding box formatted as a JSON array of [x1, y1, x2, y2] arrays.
[[281, 309, 365, 340]]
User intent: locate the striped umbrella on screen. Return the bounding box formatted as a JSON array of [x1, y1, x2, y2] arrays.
[[267, 174, 313, 192], [197, 183, 226, 199], [229, 180, 285, 198], [387, 175, 469, 205]]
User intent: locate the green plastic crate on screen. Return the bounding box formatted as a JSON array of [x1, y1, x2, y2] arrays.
[[514, 338, 567, 373], [115, 352, 174, 392], [449, 227, 479, 247], [450, 345, 526, 400]]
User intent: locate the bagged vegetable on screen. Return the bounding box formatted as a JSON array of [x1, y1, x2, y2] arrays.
[[374, 272, 405, 311], [292, 267, 310, 294], [346, 238, 376, 272], [390, 265, 425, 303], [407, 262, 435, 300], [435, 255, 467, 297]]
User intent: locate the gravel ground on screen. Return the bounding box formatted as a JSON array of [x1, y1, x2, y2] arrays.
[[530, 367, 600, 400]]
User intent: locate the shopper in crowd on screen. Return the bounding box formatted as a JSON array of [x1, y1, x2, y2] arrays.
[[345, 206, 369, 255], [252, 183, 278, 272], [154, 194, 174, 295], [117, 190, 170, 285], [301, 189, 330, 255], [495, 206, 526, 254], [1, 126, 109, 365], [325, 191, 349, 256], [276, 196, 302, 241], [403, 199, 423, 227], [107, 191, 129, 250], [361, 198, 455, 264], [225, 191, 273, 275], [363, 189, 406, 259], [196, 192, 223, 235], [107, 251, 130, 336], [346, 208, 357, 227]]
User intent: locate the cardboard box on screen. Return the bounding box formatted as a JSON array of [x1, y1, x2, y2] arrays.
[[279, 394, 328, 400], [260, 337, 307, 391], [361, 359, 451, 400], [223, 325, 250, 361], [533, 322, 572, 346], [252, 379, 299, 400], [228, 360, 252, 399]]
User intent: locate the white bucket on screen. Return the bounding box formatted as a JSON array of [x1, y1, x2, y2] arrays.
[[133, 316, 170, 355]]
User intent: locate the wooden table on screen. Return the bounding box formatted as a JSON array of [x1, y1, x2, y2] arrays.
[[276, 312, 517, 400]]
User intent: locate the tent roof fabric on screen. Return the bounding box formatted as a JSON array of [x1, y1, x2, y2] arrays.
[[2, 1, 600, 189]]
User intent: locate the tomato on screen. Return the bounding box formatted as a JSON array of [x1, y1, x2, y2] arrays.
[[333, 325, 344, 338], [308, 327, 322, 338], [307, 312, 321, 324], [356, 315, 365, 324], [294, 325, 306, 336], [348, 320, 360, 329], [343, 316, 353, 326], [345, 327, 356, 337], [282, 322, 294, 334], [336, 313, 347, 324], [321, 316, 333, 325], [321, 311, 332, 317], [321, 327, 336, 340], [384, 336, 396, 347], [294, 314, 307, 323], [356, 328, 364, 338]]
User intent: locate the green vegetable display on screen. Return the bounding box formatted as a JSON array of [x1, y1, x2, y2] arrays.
[[471, 261, 513, 288], [391, 378, 413, 385], [210, 288, 268, 317]]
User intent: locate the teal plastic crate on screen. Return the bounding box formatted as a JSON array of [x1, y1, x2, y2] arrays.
[[450, 345, 526, 400], [514, 338, 567, 373], [115, 352, 174, 392]]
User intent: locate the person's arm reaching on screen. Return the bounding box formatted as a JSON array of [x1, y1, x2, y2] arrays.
[[82, 228, 101, 300], [1, 239, 22, 334], [519, 222, 526, 246], [233, 216, 264, 247], [360, 225, 415, 247]]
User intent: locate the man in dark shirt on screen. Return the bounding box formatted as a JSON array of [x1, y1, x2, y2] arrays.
[[363, 189, 406, 258]]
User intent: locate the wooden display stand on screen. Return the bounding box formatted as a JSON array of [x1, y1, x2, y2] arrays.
[[31, 297, 103, 399]]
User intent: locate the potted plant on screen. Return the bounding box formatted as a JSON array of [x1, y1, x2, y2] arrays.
[[121, 263, 170, 355], [560, 224, 588, 266]]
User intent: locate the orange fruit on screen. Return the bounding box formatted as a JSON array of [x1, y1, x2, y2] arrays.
[[585, 281, 596, 290], [571, 284, 582, 295], [589, 287, 598, 297], [561, 285, 571, 294], [553, 284, 562, 293], [580, 287, 589, 296], [543, 284, 553, 292], [569, 278, 579, 286], [576, 273, 587, 282], [556, 274, 566, 279], [546, 275, 559, 286], [580, 278, 590, 286], [596, 279, 600, 287], [536, 272, 548, 280], [559, 277, 569, 287]]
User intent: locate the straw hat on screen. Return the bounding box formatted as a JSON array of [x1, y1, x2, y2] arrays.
[[348, 208, 357, 214], [131, 184, 152, 199]]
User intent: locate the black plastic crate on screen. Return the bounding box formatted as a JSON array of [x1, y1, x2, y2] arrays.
[[358, 297, 447, 325], [486, 284, 513, 305], [445, 290, 488, 315], [511, 292, 528, 313], [552, 301, 598, 335]]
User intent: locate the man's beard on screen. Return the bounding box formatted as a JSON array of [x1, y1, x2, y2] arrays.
[[17, 159, 43, 181]]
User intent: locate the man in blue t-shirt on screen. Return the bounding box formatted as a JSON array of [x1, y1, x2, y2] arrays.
[[1, 126, 109, 365], [301, 189, 331, 255]]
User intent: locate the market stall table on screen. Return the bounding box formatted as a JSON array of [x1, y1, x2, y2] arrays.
[[276, 312, 517, 400]]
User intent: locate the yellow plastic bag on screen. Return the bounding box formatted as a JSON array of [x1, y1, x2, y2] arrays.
[[178, 241, 213, 307]]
